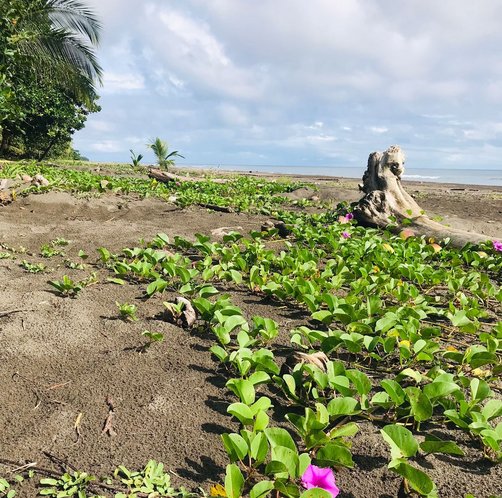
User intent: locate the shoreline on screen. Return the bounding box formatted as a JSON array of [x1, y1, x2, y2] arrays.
[[177, 165, 502, 192], [178, 162, 502, 188]]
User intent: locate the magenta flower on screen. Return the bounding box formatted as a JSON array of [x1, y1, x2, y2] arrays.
[[342, 231, 351, 239], [345, 213, 354, 221], [494, 240, 502, 252], [301, 464, 340, 497]]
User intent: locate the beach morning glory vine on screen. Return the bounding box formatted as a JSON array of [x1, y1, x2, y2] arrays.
[[301, 464, 340, 497]]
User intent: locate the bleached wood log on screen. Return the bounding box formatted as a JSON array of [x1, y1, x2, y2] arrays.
[[148, 168, 228, 184], [353, 145, 497, 247]]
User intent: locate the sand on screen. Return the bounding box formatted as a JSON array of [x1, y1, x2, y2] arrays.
[[0, 175, 500, 497]]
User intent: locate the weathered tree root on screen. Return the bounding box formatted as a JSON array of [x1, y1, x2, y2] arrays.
[[353, 145, 498, 248]]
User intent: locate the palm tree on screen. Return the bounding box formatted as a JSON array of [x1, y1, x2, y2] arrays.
[[147, 138, 185, 171], [0, 0, 103, 153], [6, 0, 102, 99]]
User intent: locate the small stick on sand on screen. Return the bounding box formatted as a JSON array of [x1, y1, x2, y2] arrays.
[[102, 396, 117, 437]]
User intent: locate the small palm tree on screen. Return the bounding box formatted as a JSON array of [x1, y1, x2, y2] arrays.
[[147, 137, 184, 171], [129, 149, 143, 167]]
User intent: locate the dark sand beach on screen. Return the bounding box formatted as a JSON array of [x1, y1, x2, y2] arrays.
[[0, 171, 500, 497]]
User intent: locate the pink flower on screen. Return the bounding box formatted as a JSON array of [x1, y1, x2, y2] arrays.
[[301, 464, 340, 497], [342, 231, 351, 239], [345, 213, 354, 221], [494, 240, 502, 252]]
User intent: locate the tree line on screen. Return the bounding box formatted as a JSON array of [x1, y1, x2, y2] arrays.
[[0, 0, 102, 161]]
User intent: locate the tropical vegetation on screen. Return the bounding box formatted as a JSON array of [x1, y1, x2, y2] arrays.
[[0, 161, 500, 497], [0, 0, 102, 159]]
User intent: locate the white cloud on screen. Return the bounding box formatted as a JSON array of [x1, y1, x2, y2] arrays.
[[102, 72, 145, 92], [90, 140, 124, 153], [72, 0, 502, 172], [369, 126, 389, 134]]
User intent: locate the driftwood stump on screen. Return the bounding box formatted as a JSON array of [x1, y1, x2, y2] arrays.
[[353, 145, 496, 248], [148, 168, 228, 184]]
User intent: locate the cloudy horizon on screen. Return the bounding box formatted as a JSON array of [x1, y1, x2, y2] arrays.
[[74, 1, 502, 174]]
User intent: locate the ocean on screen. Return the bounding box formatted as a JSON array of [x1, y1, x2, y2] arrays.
[[187, 164, 502, 187]]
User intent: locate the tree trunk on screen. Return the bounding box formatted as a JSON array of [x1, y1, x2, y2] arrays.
[[148, 168, 228, 184], [0, 128, 12, 156], [37, 133, 60, 162], [353, 145, 497, 248]]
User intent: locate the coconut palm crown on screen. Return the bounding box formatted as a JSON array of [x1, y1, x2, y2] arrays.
[[147, 137, 185, 171], [0, 0, 103, 103]]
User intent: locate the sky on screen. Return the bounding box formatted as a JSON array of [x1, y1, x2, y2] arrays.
[[74, 0, 502, 174]]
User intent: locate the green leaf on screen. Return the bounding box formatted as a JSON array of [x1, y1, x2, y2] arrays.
[[399, 368, 423, 383], [227, 403, 254, 425], [405, 386, 433, 422], [146, 278, 167, 296], [327, 397, 360, 418], [444, 409, 470, 429], [107, 277, 126, 285], [381, 424, 419, 460], [375, 312, 398, 333], [250, 432, 269, 463], [449, 310, 472, 327], [230, 269, 243, 284], [223, 314, 248, 332], [38, 489, 56, 496], [482, 399, 502, 421], [419, 436, 464, 456], [346, 369, 371, 395], [380, 379, 406, 406], [264, 460, 288, 476], [254, 410, 270, 431], [389, 461, 436, 496], [300, 489, 333, 498], [470, 378, 491, 402], [226, 378, 256, 405], [329, 422, 359, 439], [224, 464, 244, 498], [249, 371, 271, 386], [221, 433, 248, 462], [316, 442, 354, 468], [250, 480, 274, 498], [423, 381, 460, 400], [298, 452, 311, 476], [468, 352, 497, 368], [265, 427, 296, 451], [271, 445, 299, 478], [39, 479, 59, 486], [311, 310, 333, 324], [209, 345, 228, 362]]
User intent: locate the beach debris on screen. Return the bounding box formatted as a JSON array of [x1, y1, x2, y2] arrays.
[[211, 226, 243, 239], [261, 220, 291, 237], [0, 179, 12, 190], [32, 174, 49, 186], [281, 186, 318, 200], [101, 396, 117, 437], [148, 167, 228, 184], [163, 296, 196, 328], [0, 190, 14, 205], [281, 351, 329, 375], [354, 145, 499, 248], [197, 202, 233, 213]]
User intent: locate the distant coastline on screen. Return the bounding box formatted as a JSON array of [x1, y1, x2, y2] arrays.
[[181, 163, 502, 187]]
